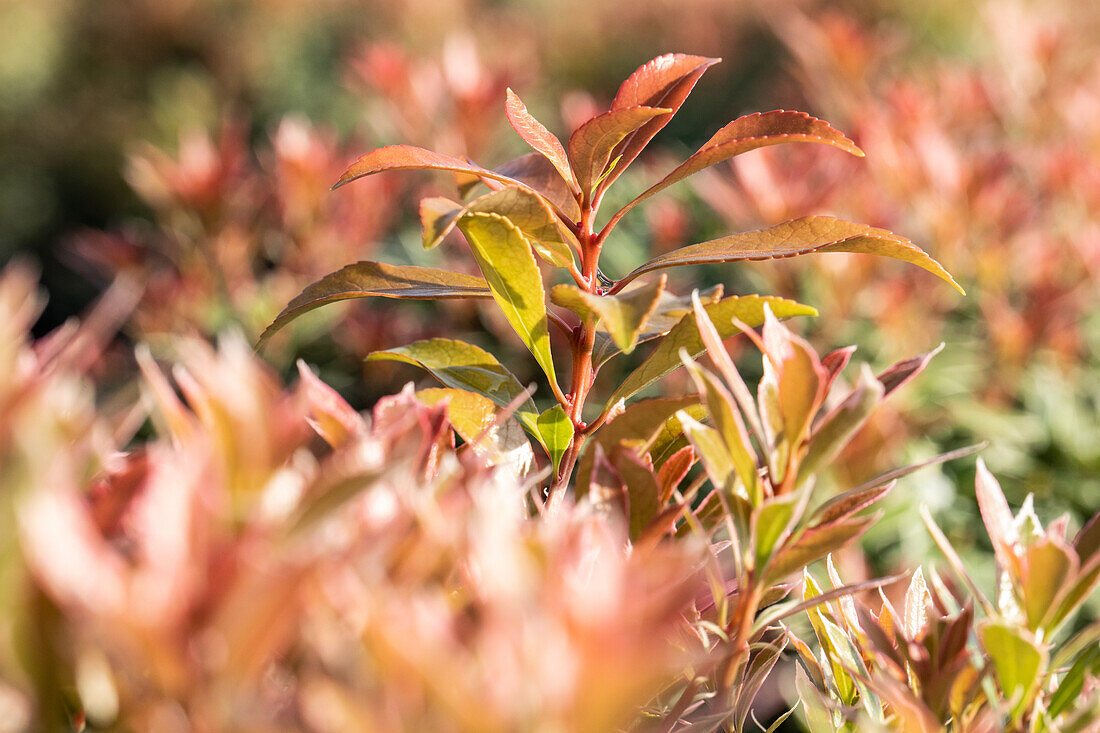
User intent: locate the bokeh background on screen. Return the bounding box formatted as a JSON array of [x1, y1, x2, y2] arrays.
[[4, 0, 1098, 596]]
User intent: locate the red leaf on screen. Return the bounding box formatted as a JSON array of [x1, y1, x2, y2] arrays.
[[334, 144, 517, 189], [505, 89, 580, 195], [599, 53, 720, 192], [567, 106, 670, 194]]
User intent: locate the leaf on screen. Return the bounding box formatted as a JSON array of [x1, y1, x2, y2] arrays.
[[417, 387, 533, 472], [610, 447, 661, 541], [424, 187, 576, 267], [979, 620, 1047, 721], [760, 306, 827, 458], [1074, 511, 1100, 564], [334, 144, 518, 189], [764, 514, 878, 582], [505, 88, 580, 194], [457, 212, 557, 385], [610, 110, 863, 220], [550, 275, 665, 354], [1049, 552, 1100, 631], [604, 295, 817, 409], [567, 106, 671, 194], [878, 344, 945, 396], [797, 363, 885, 485], [592, 284, 724, 366], [809, 482, 894, 529], [365, 338, 538, 433], [536, 404, 574, 474], [1021, 536, 1078, 631], [614, 216, 964, 294], [494, 153, 582, 222], [974, 458, 1022, 580], [297, 360, 366, 448], [599, 53, 721, 192], [656, 445, 694, 502], [754, 493, 801, 571], [576, 396, 700, 499], [682, 358, 759, 503], [258, 262, 491, 346], [845, 442, 987, 496], [678, 411, 736, 492], [1048, 644, 1100, 719], [903, 567, 931, 640]]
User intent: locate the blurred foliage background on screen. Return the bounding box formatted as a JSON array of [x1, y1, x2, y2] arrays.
[[3, 0, 1098, 596]]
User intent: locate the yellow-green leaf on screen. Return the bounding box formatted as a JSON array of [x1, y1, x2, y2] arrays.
[[592, 284, 724, 365], [420, 197, 465, 250], [457, 212, 557, 385], [754, 493, 800, 572], [1022, 537, 1078, 631], [678, 411, 735, 492], [604, 295, 817, 408], [979, 620, 1047, 721], [550, 275, 666, 354], [417, 387, 533, 472], [536, 404, 573, 473], [797, 364, 885, 486], [366, 338, 538, 434], [258, 262, 491, 347], [615, 216, 964, 294]]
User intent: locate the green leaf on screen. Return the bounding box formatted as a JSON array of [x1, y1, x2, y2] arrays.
[[258, 262, 491, 347], [599, 53, 720, 193], [614, 216, 964, 294], [575, 396, 700, 499], [505, 88, 580, 194], [1022, 537, 1078, 631], [592, 284, 724, 366], [604, 295, 817, 409], [754, 493, 800, 571], [678, 411, 735, 492], [1049, 644, 1100, 719], [366, 338, 538, 433], [567, 106, 671, 194], [979, 620, 1047, 721], [423, 187, 576, 267], [796, 363, 885, 485], [550, 275, 665, 354], [417, 388, 533, 471], [681, 358, 759, 503], [457, 212, 557, 386], [1049, 553, 1100, 631], [611, 110, 864, 222], [536, 404, 573, 473]]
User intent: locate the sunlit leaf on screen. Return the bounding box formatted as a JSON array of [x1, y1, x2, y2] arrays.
[[604, 295, 817, 409], [258, 262, 491, 346], [296, 360, 366, 448], [682, 358, 759, 502], [536, 404, 573, 473], [420, 196, 465, 249], [550, 275, 665, 354], [494, 153, 582, 221], [979, 620, 1047, 721], [609, 110, 862, 221], [974, 458, 1023, 580], [334, 144, 517, 189], [878, 344, 945, 396], [678, 411, 735, 492], [505, 88, 580, 194], [809, 482, 893, 529], [457, 212, 557, 385], [656, 445, 694, 502], [567, 106, 671, 194], [417, 387, 534, 472], [576, 396, 699, 498], [797, 363, 884, 485], [759, 307, 827, 462], [615, 216, 964, 294], [765, 514, 878, 583], [1049, 552, 1100, 631], [1021, 536, 1077, 631], [599, 53, 720, 193], [365, 338, 538, 434], [1049, 644, 1100, 719], [592, 284, 724, 365], [754, 493, 800, 571], [904, 567, 931, 640]]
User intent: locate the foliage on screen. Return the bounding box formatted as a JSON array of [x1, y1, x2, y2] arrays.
[[263, 54, 958, 501]]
